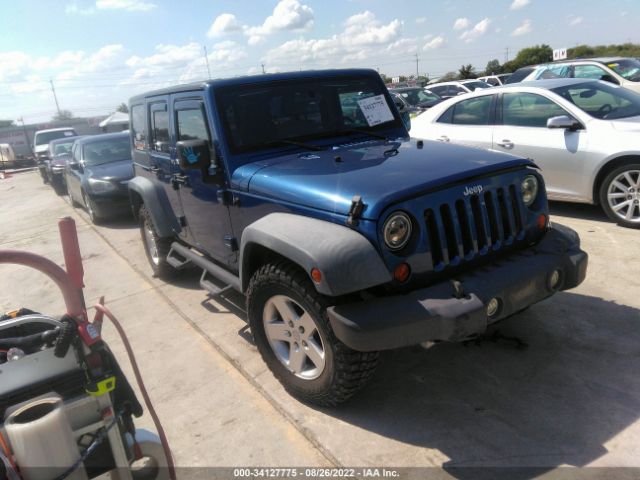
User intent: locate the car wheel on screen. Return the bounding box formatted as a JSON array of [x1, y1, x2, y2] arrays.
[[82, 190, 102, 225], [246, 261, 379, 406], [40, 168, 49, 184], [51, 177, 67, 196], [139, 204, 176, 279], [599, 163, 640, 229]]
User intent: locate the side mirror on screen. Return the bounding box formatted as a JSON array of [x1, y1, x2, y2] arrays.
[[547, 115, 581, 131], [69, 161, 80, 171], [177, 140, 211, 170]]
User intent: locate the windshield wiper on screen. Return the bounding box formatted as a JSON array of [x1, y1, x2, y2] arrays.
[[265, 139, 324, 151], [340, 128, 388, 141]]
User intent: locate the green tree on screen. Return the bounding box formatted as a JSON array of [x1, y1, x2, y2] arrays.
[[438, 71, 458, 82], [458, 64, 476, 79], [379, 73, 390, 84], [503, 44, 553, 72], [568, 42, 640, 59], [484, 59, 502, 75], [116, 103, 129, 114], [0, 120, 15, 128], [52, 110, 74, 121]]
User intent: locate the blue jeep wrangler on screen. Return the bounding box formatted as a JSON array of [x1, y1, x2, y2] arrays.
[[128, 69, 587, 405]]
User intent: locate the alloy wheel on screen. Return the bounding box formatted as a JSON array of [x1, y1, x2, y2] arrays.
[[143, 220, 160, 265], [607, 169, 640, 224], [262, 294, 326, 380]]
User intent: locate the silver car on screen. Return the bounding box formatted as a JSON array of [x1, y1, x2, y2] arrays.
[[410, 78, 640, 228]]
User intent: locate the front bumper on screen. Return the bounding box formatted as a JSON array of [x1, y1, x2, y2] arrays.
[[327, 223, 587, 352]]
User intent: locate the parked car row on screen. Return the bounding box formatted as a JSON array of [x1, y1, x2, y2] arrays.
[[37, 130, 134, 224]]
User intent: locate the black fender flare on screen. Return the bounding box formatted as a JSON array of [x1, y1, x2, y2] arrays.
[[128, 176, 181, 238], [240, 213, 392, 297]]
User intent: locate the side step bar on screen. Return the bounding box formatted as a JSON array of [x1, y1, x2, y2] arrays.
[[168, 243, 242, 296]]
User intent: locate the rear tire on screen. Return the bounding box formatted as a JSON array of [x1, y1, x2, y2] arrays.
[[247, 261, 379, 406], [599, 163, 640, 229], [139, 204, 176, 279]]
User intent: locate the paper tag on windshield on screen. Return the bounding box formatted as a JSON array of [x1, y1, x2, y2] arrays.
[[357, 95, 395, 127]]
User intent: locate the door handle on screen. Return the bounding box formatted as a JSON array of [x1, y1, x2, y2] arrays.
[[497, 139, 514, 149], [437, 135, 450, 142]]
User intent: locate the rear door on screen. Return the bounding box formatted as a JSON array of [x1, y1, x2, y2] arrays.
[[148, 97, 185, 226], [429, 94, 495, 149], [66, 143, 83, 200], [172, 94, 235, 265]]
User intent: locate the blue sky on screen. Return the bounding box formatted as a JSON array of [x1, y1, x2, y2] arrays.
[[1, 0, 638, 123]]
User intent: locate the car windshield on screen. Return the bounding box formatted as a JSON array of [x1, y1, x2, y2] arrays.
[[398, 89, 440, 105], [53, 141, 74, 156], [551, 81, 640, 120], [35, 130, 75, 145], [83, 137, 131, 166], [216, 75, 401, 154], [463, 81, 491, 90], [602, 59, 640, 82]]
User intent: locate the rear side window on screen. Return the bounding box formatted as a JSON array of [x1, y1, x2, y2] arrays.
[[151, 104, 170, 154], [429, 85, 447, 97], [450, 95, 493, 125], [176, 108, 210, 142], [573, 65, 609, 80], [131, 104, 147, 150]]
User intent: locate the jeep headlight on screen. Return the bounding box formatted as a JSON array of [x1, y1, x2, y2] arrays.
[[383, 212, 412, 251], [88, 178, 116, 193], [521, 175, 539, 207]]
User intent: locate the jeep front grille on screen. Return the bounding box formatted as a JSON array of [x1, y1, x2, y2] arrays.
[[424, 185, 525, 270]]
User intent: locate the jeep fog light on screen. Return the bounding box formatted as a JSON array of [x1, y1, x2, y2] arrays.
[[486, 297, 500, 318], [383, 212, 412, 251], [521, 175, 539, 206]]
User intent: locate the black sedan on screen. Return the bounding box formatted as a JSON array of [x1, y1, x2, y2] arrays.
[[65, 132, 134, 224], [43, 136, 85, 194]]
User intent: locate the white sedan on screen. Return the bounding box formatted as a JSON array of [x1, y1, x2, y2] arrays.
[[410, 78, 640, 228]]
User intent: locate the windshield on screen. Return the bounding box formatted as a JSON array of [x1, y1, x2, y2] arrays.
[[398, 89, 440, 106], [602, 59, 640, 82], [464, 81, 491, 90], [83, 137, 131, 166], [216, 75, 401, 154], [35, 130, 76, 145], [53, 141, 74, 156], [551, 81, 640, 120]]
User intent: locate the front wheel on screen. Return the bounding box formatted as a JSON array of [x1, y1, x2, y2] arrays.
[[247, 262, 379, 406], [599, 163, 640, 229], [82, 190, 102, 225]]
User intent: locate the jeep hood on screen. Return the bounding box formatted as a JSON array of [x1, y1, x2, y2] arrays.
[[233, 139, 533, 220]]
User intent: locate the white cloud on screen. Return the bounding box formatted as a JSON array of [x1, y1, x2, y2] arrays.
[[452, 17, 469, 30], [95, 0, 156, 11], [415, 17, 426, 25], [207, 13, 242, 37], [264, 11, 403, 67], [65, 3, 95, 15], [459, 18, 491, 43], [510, 0, 530, 10], [244, 0, 314, 44], [511, 19, 532, 36], [569, 16, 583, 26], [423, 36, 445, 50]]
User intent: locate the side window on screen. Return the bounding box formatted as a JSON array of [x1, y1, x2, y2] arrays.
[[451, 95, 493, 125], [72, 144, 80, 161], [150, 103, 170, 154], [503, 93, 569, 128], [131, 104, 147, 150], [450, 86, 466, 96], [429, 86, 446, 97], [437, 105, 454, 124], [176, 107, 210, 142], [487, 77, 500, 86], [573, 65, 609, 80]]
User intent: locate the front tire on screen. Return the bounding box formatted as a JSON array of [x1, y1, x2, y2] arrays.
[[599, 163, 640, 229], [82, 190, 102, 225], [247, 262, 379, 406], [139, 204, 176, 279]]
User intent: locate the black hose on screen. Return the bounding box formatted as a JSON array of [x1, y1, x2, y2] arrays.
[[54, 316, 77, 358]]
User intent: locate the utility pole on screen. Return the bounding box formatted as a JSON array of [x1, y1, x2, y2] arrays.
[[49, 78, 61, 117], [415, 53, 419, 78], [261, 63, 266, 74], [203, 45, 211, 79]]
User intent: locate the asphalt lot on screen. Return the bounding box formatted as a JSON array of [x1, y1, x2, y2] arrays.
[[1, 170, 640, 478]]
